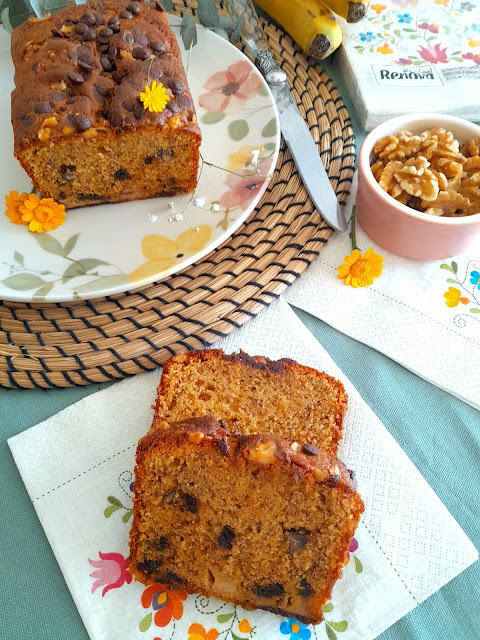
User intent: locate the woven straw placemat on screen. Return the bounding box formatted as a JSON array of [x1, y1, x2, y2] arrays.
[[0, 9, 355, 389]]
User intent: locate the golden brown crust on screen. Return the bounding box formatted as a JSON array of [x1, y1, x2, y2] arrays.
[[11, 1, 201, 207], [129, 416, 364, 625]]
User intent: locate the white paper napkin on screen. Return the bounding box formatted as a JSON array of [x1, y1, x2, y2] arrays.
[[285, 172, 480, 412], [8, 298, 477, 640]]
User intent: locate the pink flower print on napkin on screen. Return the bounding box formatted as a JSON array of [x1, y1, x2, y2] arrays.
[[198, 61, 263, 114], [418, 43, 449, 63], [88, 551, 132, 596]]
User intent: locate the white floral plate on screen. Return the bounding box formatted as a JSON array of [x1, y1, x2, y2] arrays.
[[0, 18, 280, 302]]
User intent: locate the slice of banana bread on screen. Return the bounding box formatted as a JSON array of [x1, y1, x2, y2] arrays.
[[153, 349, 348, 456], [129, 417, 364, 625]]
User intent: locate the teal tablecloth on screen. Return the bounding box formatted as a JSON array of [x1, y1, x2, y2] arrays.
[[1, 56, 479, 640]]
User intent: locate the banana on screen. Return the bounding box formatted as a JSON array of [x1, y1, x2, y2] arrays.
[[322, 0, 370, 23], [255, 0, 343, 59]]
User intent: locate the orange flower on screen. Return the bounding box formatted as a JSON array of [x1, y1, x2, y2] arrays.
[[238, 619, 252, 633], [141, 583, 187, 628], [434, 0, 449, 6], [337, 248, 383, 288], [188, 623, 219, 640], [370, 4, 387, 14], [5, 190, 29, 225], [19, 193, 66, 233], [377, 43, 394, 55], [444, 287, 469, 307]]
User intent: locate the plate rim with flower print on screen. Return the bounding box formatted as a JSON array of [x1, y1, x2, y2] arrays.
[[0, 20, 280, 303]]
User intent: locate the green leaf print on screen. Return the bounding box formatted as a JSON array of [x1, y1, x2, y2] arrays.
[[328, 621, 348, 632], [33, 233, 64, 256], [1, 273, 45, 291], [74, 274, 128, 296], [471, 308, 480, 314], [326, 625, 337, 640], [32, 281, 54, 301], [201, 112, 226, 125], [451, 261, 458, 274], [62, 258, 110, 283], [104, 505, 122, 518], [323, 602, 334, 614], [354, 555, 363, 573], [122, 510, 133, 523], [139, 612, 152, 632], [107, 496, 123, 507], [258, 84, 270, 97], [228, 119, 249, 141], [63, 233, 79, 256], [440, 263, 456, 273], [14, 251, 24, 265], [217, 612, 234, 623], [231, 633, 243, 640], [446, 278, 458, 284], [262, 117, 277, 138]]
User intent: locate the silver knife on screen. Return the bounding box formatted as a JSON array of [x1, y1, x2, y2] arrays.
[[226, 0, 348, 232]]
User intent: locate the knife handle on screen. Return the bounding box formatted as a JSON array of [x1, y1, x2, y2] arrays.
[[226, 0, 288, 88]]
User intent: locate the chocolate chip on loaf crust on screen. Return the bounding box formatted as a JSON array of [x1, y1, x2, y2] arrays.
[[185, 493, 197, 514], [138, 559, 161, 574], [218, 525, 235, 550], [167, 100, 180, 114], [216, 437, 229, 456], [150, 41, 165, 55], [119, 10, 133, 19], [126, 2, 141, 15], [253, 582, 285, 598], [67, 70, 84, 85], [132, 46, 149, 60], [73, 114, 91, 132], [82, 28, 96, 42], [21, 115, 35, 127], [157, 536, 168, 551], [74, 22, 88, 35], [176, 94, 191, 109], [122, 99, 134, 112], [80, 12, 96, 26], [298, 578, 313, 598], [302, 443, 319, 456], [34, 102, 52, 114], [162, 571, 185, 585], [169, 79, 184, 95], [114, 169, 131, 181], [134, 32, 148, 46], [51, 28, 65, 38], [94, 82, 109, 96]]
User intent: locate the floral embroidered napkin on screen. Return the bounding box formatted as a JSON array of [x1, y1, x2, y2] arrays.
[[336, 0, 480, 129], [8, 299, 477, 640], [284, 172, 480, 412]]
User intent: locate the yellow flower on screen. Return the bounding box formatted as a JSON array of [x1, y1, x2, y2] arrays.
[[188, 623, 219, 640], [129, 225, 213, 283], [227, 145, 268, 172], [140, 80, 169, 113], [434, 0, 449, 5], [19, 193, 66, 233], [5, 190, 29, 225], [377, 43, 394, 55], [370, 4, 386, 15], [468, 37, 480, 47], [238, 619, 252, 633], [444, 287, 469, 307], [337, 248, 383, 288]]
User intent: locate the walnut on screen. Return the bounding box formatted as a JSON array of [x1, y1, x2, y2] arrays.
[[374, 130, 425, 161], [460, 137, 480, 158], [393, 156, 439, 201], [420, 128, 464, 163], [463, 156, 480, 176], [422, 190, 471, 217], [370, 159, 385, 181]]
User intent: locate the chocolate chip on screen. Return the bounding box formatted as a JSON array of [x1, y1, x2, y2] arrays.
[[80, 12, 96, 26], [119, 10, 133, 19], [66, 95, 77, 104], [97, 42, 109, 53], [58, 192, 66, 200], [115, 168, 131, 180], [155, 1, 165, 11], [169, 79, 184, 95], [78, 58, 93, 72], [134, 32, 148, 46], [73, 114, 91, 132], [83, 28, 96, 42], [162, 571, 185, 584], [34, 102, 52, 114], [108, 15, 119, 26], [287, 528, 309, 553], [185, 493, 197, 514], [167, 100, 180, 114], [74, 22, 88, 35], [132, 46, 149, 60], [327, 474, 340, 488], [150, 41, 165, 55], [21, 115, 35, 127], [111, 71, 122, 84], [302, 443, 319, 456], [77, 45, 93, 63], [138, 559, 161, 574], [60, 164, 76, 181], [107, 44, 117, 60], [110, 113, 123, 127], [51, 28, 64, 38], [125, 114, 136, 125], [253, 582, 284, 598], [134, 105, 144, 119], [99, 27, 113, 39], [122, 99, 134, 112], [144, 156, 153, 164], [124, 32, 134, 45], [101, 56, 112, 71], [157, 536, 168, 551], [94, 82, 109, 96], [176, 94, 191, 109], [216, 437, 229, 456], [126, 2, 140, 15], [298, 578, 313, 598], [218, 525, 235, 550], [164, 489, 176, 504]]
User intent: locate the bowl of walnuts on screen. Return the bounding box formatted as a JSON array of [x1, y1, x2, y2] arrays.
[[356, 113, 480, 260]]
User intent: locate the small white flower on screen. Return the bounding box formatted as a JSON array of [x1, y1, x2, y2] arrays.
[[148, 212, 159, 223], [168, 201, 176, 210], [210, 203, 220, 212], [173, 212, 184, 222], [167, 216, 173, 223], [249, 148, 263, 168], [192, 195, 206, 208], [195, 226, 200, 232]]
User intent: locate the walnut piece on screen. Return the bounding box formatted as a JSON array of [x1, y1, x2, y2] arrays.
[[393, 156, 439, 201], [422, 190, 471, 217]]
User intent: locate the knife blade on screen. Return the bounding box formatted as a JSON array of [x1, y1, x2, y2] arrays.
[[225, 0, 348, 232]]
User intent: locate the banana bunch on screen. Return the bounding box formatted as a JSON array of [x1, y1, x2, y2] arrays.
[[255, 0, 369, 60]]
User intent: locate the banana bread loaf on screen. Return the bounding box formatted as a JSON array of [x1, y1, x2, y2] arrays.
[[153, 349, 348, 456], [129, 416, 364, 624], [10, 0, 201, 209]]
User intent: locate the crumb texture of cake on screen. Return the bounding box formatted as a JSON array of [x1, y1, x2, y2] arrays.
[[10, 1, 201, 209], [129, 417, 364, 625], [153, 349, 348, 456]]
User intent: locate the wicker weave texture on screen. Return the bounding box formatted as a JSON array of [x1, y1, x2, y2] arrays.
[[0, 12, 355, 389]]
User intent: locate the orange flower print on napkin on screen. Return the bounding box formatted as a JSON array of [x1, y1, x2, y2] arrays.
[[141, 582, 187, 628], [199, 60, 262, 114], [444, 287, 469, 307], [370, 4, 387, 15], [188, 622, 219, 640], [377, 42, 394, 55]]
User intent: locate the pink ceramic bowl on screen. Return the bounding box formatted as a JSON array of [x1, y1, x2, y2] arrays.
[[356, 113, 480, 260]]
